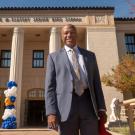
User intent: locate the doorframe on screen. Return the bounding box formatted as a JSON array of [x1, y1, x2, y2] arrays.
[[24, 88, 47, 127]]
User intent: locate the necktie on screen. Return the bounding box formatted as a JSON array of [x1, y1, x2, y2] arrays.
[[70, 49, 84, 96], [71, 48, 80, 80]]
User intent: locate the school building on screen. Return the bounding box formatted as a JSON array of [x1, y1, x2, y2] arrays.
[[0, 4, 135, 127]]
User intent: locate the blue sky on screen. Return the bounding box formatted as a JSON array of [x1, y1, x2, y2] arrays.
[[0, 0, 135, 17], [114, 0, 135, 17]]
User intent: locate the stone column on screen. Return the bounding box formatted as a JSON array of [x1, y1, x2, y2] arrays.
[[86, 27, 91, 51], [9, 27, 24, 128], [49, 27, 61, 53]]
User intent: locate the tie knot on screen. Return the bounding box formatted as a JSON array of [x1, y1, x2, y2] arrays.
[[72, 47, 76, 52], [70, 48, 76, 54]]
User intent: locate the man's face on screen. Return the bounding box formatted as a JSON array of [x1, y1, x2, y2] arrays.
[[61, 25, 77, 48]]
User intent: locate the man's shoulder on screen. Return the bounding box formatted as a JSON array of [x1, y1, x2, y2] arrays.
[[78, 47, 95, 56], [49, 48, 64, 57]]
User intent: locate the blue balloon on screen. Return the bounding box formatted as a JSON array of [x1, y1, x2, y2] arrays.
[[5, 105, 15, 109], [10, 96, 16, 102], [5, 123, 9, 128], [1, 116, 17, 129], [7, 81, 17, 88], [11, 116, 16, 121]]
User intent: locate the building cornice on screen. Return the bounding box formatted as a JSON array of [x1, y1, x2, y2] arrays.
[[0, 6, 114, 10], [115, 17, 135, 21]]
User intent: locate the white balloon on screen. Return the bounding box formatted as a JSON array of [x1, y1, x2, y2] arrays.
[[2, 109, 16, 120], [4, 86, 17, 97]]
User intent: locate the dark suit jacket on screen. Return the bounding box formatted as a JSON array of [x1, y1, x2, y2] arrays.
[[45, 47, 106, 122]]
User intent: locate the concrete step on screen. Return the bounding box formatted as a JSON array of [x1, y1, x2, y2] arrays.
[[0, 128, 123, 135], [0, 128, 58, 135]]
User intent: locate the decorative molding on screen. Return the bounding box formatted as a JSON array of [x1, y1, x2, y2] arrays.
[[27, 88, 44, 99], [95, 15, 106, 24]]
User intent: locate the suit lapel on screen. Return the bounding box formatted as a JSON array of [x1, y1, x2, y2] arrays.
[[61, 48, 72, 76], [78, 47, 93, 83], [78, 47, 89, 77]]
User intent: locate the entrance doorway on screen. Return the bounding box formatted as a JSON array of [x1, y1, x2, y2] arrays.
[[27, 100, 47, 126]]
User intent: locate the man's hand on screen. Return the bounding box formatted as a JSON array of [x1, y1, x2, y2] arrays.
[[47, 114, 58, 130], [98, 111, 107, 124]]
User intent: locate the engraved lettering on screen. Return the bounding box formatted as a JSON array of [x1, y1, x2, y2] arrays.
[[52, 17, 63, 22], [11, 17, 30, 22], [33, 17, 49, 22], [5, 18, 10, 22], [65, 17, 82, 22]]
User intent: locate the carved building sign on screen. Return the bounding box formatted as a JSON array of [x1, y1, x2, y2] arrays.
[[0, 15, 111, 25], [0, 16, 84, 24]]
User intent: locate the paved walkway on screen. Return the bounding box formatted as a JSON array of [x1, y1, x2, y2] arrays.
[[0, 128, 123, 135]]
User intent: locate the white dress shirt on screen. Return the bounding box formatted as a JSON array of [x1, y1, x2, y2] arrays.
[[64, 45, 88, 89]]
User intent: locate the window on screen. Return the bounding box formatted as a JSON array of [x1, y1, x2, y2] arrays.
[[28, 89, 45, 99], [0, 50, 11, 68], [32, 50, 44, 68], [125, 34, 135, 54]]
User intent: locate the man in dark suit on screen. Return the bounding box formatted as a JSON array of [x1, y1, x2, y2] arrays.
[[45, 24, 107, 135]]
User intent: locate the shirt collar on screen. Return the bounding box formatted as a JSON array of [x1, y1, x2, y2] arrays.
[[64, 45, 78, 53]]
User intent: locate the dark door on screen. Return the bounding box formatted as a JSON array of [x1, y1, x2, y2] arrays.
[[27, 100, 47, 126]]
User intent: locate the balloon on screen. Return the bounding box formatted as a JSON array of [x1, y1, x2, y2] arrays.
[[2, 81, 17, 129], [4, 98, 14, 106], [2, 109, 16, 120], [7, 81, 17, 89], [10, 96, 16, 102], [4, 86, 17, 97]]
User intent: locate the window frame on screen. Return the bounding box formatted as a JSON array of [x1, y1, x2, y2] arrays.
[[125, 34, 135, 54], [32, 50, 44, 68], [0, 50, 11, 68]]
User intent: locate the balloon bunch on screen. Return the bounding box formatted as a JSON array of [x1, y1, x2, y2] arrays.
[[1, 81, 17, 129]]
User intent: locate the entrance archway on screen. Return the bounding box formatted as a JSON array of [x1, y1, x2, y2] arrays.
[[26, 88, 47, 127]]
